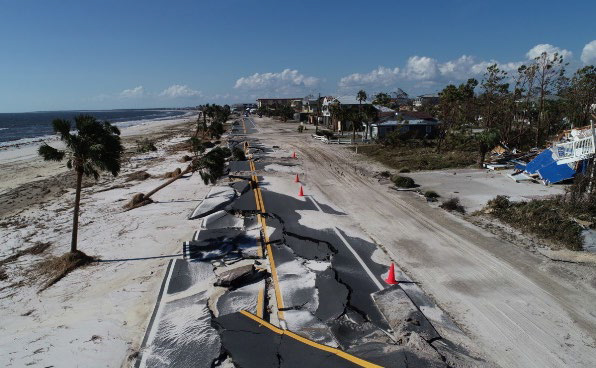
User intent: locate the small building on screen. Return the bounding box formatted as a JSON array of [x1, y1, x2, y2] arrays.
[[300, 95, 321, 124], [370, 119, 440, 139], [413, 93, 440, 109], [321, 95, 372, 131]]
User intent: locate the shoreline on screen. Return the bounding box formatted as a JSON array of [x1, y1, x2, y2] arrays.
[[0, 112, 199, 198], [0, 110, 197, 150]]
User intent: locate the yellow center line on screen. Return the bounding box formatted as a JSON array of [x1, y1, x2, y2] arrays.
[[247, 153, 285, 319], [239, 310, 382, 368], [243, 137, 285, 319], [240, 140, 377, 367], [241, 117, 247, 134], [256, 287, 265, 318]]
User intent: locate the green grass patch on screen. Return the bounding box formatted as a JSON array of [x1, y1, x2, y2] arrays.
[[484, 195, 588, 251], [355, 144, 476, 171]]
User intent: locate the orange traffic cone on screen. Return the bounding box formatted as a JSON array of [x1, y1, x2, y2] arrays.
[[385, 263, 398, 285], [291, 152, 297, 158], [298, 186, 304, 197], [294, 174, 300, 183]]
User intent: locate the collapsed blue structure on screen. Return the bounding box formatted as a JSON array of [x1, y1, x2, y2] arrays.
[[514, 148, 588, 184]]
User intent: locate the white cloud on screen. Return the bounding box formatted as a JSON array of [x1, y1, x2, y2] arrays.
[[120, 86, 144, 98], [438, 55, 476, 79], [234, 69, 319, 95], [404, 56, 439, 80], [338, 55, 520, 90], [339, 66, 401, 88], [526, 43, 572, 61], [581, 40, 596, 65], [159, 84, 201, 98], [336, 47, 557, 91]]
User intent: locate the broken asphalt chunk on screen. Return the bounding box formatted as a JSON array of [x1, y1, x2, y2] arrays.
[[214, 264, 266, 289], [189, 186, 236, 220], [372, 285, 440, 342]]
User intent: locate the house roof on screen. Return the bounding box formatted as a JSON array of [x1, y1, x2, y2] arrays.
[[373, 105, 396, 113], [372, 119, 440, 127], [400, 111, 436, 120], [395, 88, 409, 98], [333, 95, 372, 105], [257, 98, 302, 101]]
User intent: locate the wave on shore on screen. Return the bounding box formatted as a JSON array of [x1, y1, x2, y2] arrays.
[[0, 110, 196, 149]]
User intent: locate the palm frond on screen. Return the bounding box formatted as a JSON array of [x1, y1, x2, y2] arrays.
[[74, 115, 97, 132], [38, 144, 65, 161], [103, 122, 120, 135], [52, 119, 72, 138], [41, 116, 124, 179]]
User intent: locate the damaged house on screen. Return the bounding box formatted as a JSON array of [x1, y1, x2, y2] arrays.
[[512, 124, 595, 184]]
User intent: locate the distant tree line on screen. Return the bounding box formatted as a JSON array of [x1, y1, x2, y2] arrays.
[[432, 52, 595, 150], [366, 52, 595, 166]]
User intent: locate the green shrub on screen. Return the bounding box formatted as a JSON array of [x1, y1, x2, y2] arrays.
[[136, 138, 157, 153], [486, 195, 511, 213], [399, 168, 411, 173], [424, 190, 440, 199], [392, 175, 416, 188], [482, 196, 585, 251], [379, 171, 391, 178], [440, 197, 465, 213]]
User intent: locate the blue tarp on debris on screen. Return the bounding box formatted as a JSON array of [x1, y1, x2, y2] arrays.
[[523, 148, 577, 184]]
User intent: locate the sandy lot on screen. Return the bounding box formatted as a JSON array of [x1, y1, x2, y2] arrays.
[[0, 115, 213, 367], [405, 168, 566, 212]]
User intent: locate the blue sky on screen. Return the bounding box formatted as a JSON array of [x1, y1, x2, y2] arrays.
[[0, 0, 595, 112]]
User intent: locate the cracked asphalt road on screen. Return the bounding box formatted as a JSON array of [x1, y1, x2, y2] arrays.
[[136, 116, 490, 367]]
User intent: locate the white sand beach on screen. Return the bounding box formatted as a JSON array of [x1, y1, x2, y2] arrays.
[[0, 113, 212, 367]]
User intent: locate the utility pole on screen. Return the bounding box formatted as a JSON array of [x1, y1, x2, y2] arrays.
[[316, 92, 321, 135], [589, 118, 595, 194]]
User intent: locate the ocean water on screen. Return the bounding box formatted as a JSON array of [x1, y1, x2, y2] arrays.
[[0, 109, 192, 147]]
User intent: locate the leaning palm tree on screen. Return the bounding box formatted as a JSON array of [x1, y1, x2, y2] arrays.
[[38, 115, 124, 253], [356, 90, 368, 142], [125, 146, 232, 210]]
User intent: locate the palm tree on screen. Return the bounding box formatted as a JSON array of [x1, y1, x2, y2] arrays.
[[127, 146, 232, 209], [356, 90, 368, 142], [38, 115, 124, 253], [477, 129, 501, 168]]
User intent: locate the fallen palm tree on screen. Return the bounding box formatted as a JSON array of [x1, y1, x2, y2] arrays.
[[125, 146, 231, 210]]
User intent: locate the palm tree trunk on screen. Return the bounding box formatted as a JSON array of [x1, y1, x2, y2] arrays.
[[71, 170, 83, 253], [144, 165, 192, 199], [203, 112, 208, 139], [478, 149, 487, 169]]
